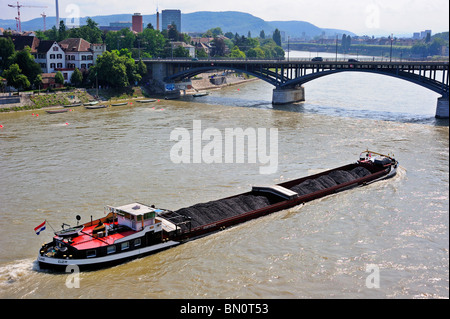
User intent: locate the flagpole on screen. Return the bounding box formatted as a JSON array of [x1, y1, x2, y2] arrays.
[[45, 219, 56, 233]]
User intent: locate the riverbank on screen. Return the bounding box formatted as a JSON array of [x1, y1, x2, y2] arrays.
[[186, 72, 260, 94], [0, 72, 258, 112]]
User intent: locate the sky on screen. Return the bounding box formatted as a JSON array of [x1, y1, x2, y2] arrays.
[[2, 0, 449, 35]]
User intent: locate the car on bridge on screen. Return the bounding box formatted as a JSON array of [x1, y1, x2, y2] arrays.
[[311, 57, 323, 62], [348, 58, 359, 62]]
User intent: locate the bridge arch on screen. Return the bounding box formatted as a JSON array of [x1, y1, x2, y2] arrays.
[[281, 68, 448, 96], [164, 63, 448, 98], [165, 65, 283, 87]]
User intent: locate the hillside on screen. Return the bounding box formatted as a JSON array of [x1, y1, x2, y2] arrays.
[[1, 11, 355, 39]]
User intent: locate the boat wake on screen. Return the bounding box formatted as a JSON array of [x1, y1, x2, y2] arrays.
[[0, 258, 37, 287]]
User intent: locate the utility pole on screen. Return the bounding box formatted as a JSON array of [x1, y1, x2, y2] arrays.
[[335, 34, 338, 62], [390, 33, 394, 62]]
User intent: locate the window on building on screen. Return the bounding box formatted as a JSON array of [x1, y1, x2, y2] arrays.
[[82, 55, 87, 60], [81, 64, 86, 69], [57, 54, 62, 59], [63, 73, 68, 80], [71, 55, 75, 60], [87, 55, 93, 60], [50, 54, 55, 59], [57, 63, 62, 68], [53, 46, 59, 51], [50, 63, 55, 69], [40, 63, 46, 68]]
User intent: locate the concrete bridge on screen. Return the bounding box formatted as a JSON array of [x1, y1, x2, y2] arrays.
[[142, 58, 449, 118]]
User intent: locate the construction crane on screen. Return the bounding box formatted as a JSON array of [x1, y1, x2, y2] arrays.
[[7, 1, 48, 33], [41, 12, 46, 31]]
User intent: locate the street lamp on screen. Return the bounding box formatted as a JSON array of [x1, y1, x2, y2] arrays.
[[390, 33, 393, 62], [335, 34, 338, 62], [287, 36, 290, 62]]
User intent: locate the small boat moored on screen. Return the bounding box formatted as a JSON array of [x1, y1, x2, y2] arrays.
[[63, 103, 82, 108], [111, 102, 128, 106], [84, 101, 99, 106], [45, 108, 69, 114], [37, 150, 398, 271], [137, 99, 156, 103], [193, 92, 209, 97], [85, 104, 107, 109]]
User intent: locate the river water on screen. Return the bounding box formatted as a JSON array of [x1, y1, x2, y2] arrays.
[[0, 51, 448, 299]]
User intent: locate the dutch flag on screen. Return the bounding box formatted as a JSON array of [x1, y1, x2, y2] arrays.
[[34, 221, 46, 235]]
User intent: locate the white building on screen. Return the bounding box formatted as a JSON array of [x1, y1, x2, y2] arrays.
[[35, 40, 65, 73], [59, 38, 105, 70]]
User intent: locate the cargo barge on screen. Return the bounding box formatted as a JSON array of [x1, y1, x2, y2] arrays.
[[37, 150, 398, 271]]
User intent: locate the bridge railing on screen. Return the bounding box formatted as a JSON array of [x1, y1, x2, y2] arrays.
[[141, 57, 449, 63]]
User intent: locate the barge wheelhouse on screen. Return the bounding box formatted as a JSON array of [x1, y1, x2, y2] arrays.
[[38, 203, 190, 270]]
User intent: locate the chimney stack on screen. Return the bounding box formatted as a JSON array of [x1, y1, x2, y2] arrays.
[[55, 0, 59, 27]]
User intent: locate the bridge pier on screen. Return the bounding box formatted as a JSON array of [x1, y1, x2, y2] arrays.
[[272, 86, 305, 105], [436, 97, 449, 119]]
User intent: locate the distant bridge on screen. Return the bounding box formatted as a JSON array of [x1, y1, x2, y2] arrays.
[[142, 58, 449, 118]]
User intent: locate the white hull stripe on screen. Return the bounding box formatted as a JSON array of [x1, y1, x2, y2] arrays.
[[38, 241, 180, 266]]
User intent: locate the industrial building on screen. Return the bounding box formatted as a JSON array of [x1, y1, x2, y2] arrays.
[[161, 9, 181, 32]]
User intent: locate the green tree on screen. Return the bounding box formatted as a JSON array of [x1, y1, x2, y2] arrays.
[[0, 37, 15, 70], [55, 71, 64, 85], [224, 32, 234, 39], [70, 68, 83, 86], [3, 63, 30, 92], [273, 28, 282, 46], [8, 46, 41, 85], [90, 51, 128, 88], [230, 46, 246, 58], [247, 47, 265, 58], [203, 27, 223, 38], [167, 24, 179, 41], [105, 28, 136, 51], [68, 17, 102, 43], [259, 30, 265, 39], [211, 37, 226, 56], [33, 74, 43, 90], [90, 49, 144, 88], [196, 48, 208, 58], [138, 28, 166, 58], [57, 20, 68, 42], [136, 59, 147, 78], [173, 46, 190, 58]]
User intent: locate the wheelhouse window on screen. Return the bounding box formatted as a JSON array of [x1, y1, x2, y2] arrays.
[[134, 239, 141, 247], [121, 242, 129, 250], [107, 246, 116, 254], [87, 250, 97, 258]]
